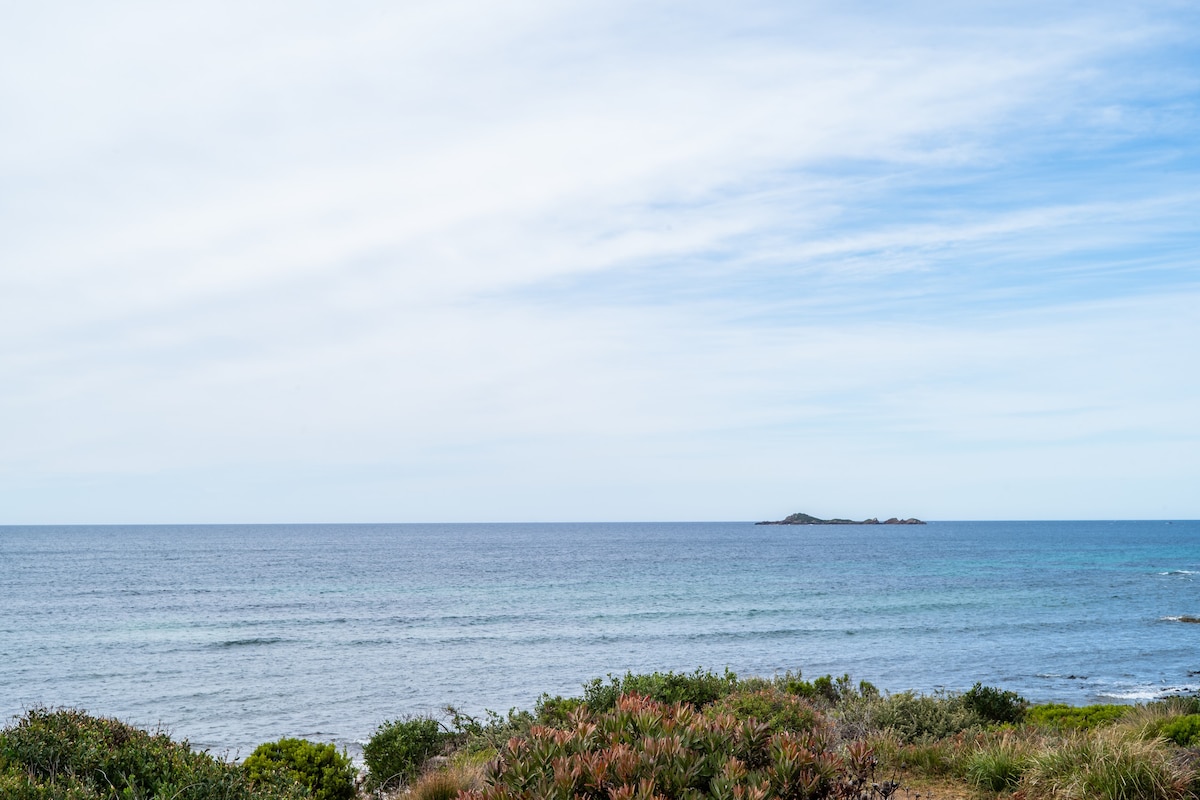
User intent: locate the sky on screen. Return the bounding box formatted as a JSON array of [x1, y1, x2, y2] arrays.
[[2, 1, 1198, 523]]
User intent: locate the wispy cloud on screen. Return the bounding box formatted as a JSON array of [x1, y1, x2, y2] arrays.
[[2, 1, 1197, 521]]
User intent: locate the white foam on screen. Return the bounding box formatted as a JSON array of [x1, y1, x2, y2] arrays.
[[1098, 684, 1200, 701], [1099, 688, 1162, 700]]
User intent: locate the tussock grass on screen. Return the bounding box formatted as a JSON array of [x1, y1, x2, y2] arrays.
[[1020, 728, 1194, 800], [963, 730, 1036, 792], [405, 763, 484, 800]]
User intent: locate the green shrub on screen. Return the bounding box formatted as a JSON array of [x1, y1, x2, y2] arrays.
[[581, 668, 738, 713], [704, 688, 824, 735], [963, 683, 1027, 724], [1027, 703, 1130, 731], [533, 695, 585, 727], [782, 671, 859, 705], [363, 716, 447, 790], [870, 691, 980, 743], [243, 738, 356, 800], [447, 706, 537, 756], [1158, 714, 1200, 747], [0, 707, 303, 800], [459, 693, 881, 800]]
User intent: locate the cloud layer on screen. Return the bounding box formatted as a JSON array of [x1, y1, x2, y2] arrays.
[[2, 1, 1197, 521]]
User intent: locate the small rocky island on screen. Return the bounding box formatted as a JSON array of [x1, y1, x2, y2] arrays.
[[756, 512, 925, 526]]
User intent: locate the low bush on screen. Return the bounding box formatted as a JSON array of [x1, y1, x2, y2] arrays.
[[704, 688, 824, 735], [447, 706, 537, 756], [1027, 703, 1130, 730], [1157, 714, 1200, 747], [534, 695, 585, 727], [782, 673, 871, 706], [0, 707, 303, 800], [868, 691, 980, 743], [581, 668, 738, 713], [242, 737, 356, 800], [363, 716, 448, 790], [963, 683, 1027, 724], [460, 693, 882, 800]]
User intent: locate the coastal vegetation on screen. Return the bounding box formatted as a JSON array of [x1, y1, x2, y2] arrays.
[[5, 671, 1200, 800]]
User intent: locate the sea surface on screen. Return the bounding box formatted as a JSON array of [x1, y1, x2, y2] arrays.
[[2, 521, 1198, 758]]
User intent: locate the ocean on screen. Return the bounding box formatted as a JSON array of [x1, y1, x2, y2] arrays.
[[2, 520, 1197, 758]]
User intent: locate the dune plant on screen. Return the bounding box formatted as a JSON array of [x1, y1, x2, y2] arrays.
[[242, 737, 356, 800], [963, 683, 1027, 724], [448, 706, 538, 756], [581, 668, 739, 713], [408, 763, 485, 800], [1021, 728, 1194, 800], [704, 688, 823, 735], [782, 673, 867, 707], [0, 707, 304, 800], [1156, 714, 1200, 747], [363, 716, 448, 791], [1027, 703, 1130, 731], [866, 690, 980, 743], [963, 731, 1035, 792], [460, 692, 882, 800], [871, 732, 966, 779]]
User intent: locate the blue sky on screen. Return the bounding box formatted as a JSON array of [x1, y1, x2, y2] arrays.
[[2, 1, 1198, 522]]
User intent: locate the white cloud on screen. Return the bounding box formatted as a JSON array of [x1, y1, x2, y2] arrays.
[[2, 1, 1197, 521]]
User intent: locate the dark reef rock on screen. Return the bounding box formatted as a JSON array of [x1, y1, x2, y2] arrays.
[[756, 512, 925, 526]]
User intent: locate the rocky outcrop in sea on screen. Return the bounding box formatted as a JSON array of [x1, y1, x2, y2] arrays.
[[756, 512, 925, 525]]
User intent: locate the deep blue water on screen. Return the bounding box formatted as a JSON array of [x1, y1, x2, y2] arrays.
[[2, 521, 1198, 757]]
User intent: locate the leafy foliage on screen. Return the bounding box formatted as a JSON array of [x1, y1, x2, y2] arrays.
[[1156, 714, 1200, 747], [783, 674, 858, 706], [460, 693, 881, 800], [447, 706, 538, 756], [242, 737, 356, 800], [1027, 703, 1131, 730], [581, 668, 738, 713], [363, 716, 447, 790], [704, 688, 823, 735], [863, 690, 981, 743], [0, 707, 303, 800], [962, 682, 1028, 724]]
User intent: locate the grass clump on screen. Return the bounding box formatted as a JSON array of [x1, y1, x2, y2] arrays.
[[362, 716, 448, 791], [242, 737, 356, 800], [407, 763, 485, 800], [963, 731, 1035, 792], [1021, 729, 1195, 800]]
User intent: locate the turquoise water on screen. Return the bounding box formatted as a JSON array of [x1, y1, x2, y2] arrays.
[[2, 520, 1198, 756]]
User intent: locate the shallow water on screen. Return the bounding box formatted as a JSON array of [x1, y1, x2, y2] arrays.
[[2, 520, 1197, 756]]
